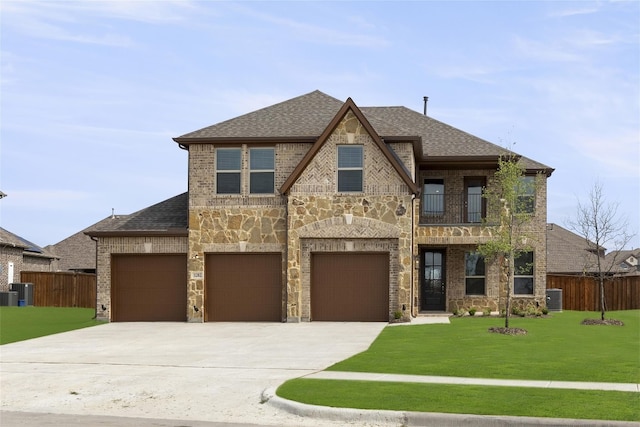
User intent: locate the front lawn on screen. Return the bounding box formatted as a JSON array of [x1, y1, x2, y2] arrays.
[[0, 307, 105, 345], [277, 310, 640, 421], [278, 380, 639, 421], [330, 310, 639, 383]]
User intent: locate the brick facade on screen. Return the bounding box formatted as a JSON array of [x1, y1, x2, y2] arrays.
[[92, 91, 552, 322]]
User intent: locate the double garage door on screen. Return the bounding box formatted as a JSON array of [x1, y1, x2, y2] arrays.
[[111, 252, 389, 322]]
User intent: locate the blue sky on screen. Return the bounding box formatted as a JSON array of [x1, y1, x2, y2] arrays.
[[1, 0, 638, 249]]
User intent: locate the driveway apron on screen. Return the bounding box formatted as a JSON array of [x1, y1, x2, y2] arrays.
[[0, 322, 385, 426]]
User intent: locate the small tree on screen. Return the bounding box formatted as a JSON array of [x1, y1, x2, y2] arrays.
[[478, 154, 538, 329], [567, 181, 634, 321]]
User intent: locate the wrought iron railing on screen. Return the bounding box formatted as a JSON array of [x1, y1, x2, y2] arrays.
[[419, 193, 490, 225]]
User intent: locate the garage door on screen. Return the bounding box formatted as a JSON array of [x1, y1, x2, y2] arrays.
[[311, 253, 389, 321], [205, 253, 282, 321], [112, 254, 187, 322]]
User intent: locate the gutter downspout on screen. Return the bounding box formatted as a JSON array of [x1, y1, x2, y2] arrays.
[[90, 236, 98, 320]]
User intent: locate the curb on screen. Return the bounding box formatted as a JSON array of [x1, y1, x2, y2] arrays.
[[262, 387, 640, 427]]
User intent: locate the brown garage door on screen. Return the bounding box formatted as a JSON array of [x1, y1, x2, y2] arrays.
[[205, 253, 282, 321], [311, 252, 389, 321], [112, 254, 187, 322]]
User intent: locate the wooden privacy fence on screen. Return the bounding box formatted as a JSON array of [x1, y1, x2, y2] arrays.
[[546, 274, 640, 311], [20, 271, 96, 308]]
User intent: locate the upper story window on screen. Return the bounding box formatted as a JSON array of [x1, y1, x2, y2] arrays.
[[423, 178, 444, 216], [465, 252, 486, 295], [337, 145, 363, 192], [516, 176, 535, 214], [249, 148, 275, 194], [514, 251, 534, 294], [216, 148, 241, 194]]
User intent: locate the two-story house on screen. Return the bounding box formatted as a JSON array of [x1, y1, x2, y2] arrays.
[[89, 90, 553, 322]]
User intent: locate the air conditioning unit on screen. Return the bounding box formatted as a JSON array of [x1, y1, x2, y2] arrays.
[[0, 291, 19, 306], [9, 283, 34, 306], [546, 288, 562, 312]]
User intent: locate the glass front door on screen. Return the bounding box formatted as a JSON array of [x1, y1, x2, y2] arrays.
[[421, 250, 446, 311]]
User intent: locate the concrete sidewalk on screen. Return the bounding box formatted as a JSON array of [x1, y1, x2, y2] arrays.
[[304, 370, 640, 392]]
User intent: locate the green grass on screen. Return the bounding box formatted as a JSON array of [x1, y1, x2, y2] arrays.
[[278, 380, 640, 421], [329, 310, 640, 383], [277, 310, 640, 421], [0, 307, 105, 345]]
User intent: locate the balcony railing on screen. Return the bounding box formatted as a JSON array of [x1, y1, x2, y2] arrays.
[[420, 193, 491, 225]]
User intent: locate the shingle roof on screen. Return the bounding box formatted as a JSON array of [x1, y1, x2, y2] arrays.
[[87, 193, 188, 236], [0, 227, 57, 259], [176, 90, 344, 140], [45, 217, 121, 271], [174, 90, 552, 174], [546, 223, 602, 274]]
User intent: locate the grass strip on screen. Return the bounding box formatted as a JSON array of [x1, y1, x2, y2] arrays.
[[277, 379, 640, 422], [328, 310, 640, 383], [0, 307, 105, 345]]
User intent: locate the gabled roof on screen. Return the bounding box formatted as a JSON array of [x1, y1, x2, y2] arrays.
[[173, 90, 553, 176], [45, 217, 120, 271], [87, 193, 188, 237], [604, 248, 640, 275], [0, 227, 57, 259], [280, 98, 419, 194]]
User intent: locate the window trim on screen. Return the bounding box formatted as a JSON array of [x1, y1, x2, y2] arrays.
[[516, 176, 536, 214], [249, 147, 275, 194], [465, 251, 486, 296], [423, 178, 445, 216], [337, 145, 364, 192], [514, 251, 534, 295], [216, 147, 242, 195]]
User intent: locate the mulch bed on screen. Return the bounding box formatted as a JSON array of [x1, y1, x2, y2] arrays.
[[488, 327, 528, 335], [581, 318, 625, 326]]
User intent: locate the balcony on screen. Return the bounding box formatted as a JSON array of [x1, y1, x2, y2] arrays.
[[419, 193, 492, 225]]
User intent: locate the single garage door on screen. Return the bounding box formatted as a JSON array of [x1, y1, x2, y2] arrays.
[[111, 254, 187, 322], [311, 252, 389, 321], [205, 253, 282, 321]]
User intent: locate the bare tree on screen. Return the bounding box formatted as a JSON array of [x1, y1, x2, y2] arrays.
[[568, 181, 634, 320]]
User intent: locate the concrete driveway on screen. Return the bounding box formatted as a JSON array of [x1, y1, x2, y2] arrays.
[[0, 322, 386, 426]]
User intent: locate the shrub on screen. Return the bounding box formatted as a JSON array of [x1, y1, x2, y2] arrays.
[[468, 307, 477, 316]]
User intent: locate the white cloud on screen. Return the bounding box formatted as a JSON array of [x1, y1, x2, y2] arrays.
[[230, 3, 390, 48], [549, 5, 600, 18]]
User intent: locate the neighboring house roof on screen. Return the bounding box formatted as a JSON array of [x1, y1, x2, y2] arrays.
[[605, 249, 640, 276], [174, 90, 554, 176], [0, 227, 57, 260], [87, 193, 188, 237], [546, 223, 602, 275], [45, 217, 122, 271]]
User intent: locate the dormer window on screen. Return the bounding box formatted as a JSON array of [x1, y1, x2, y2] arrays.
[[337, 145, 363, 192]]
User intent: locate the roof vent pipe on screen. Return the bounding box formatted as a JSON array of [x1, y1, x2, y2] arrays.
[[423, 96, 429, 116]]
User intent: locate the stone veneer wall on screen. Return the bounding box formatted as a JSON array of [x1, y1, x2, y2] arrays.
[[286, 111, 415, 321], [187, 205, 287, 321], [95, 236, 188, 321], [186, 141, 309, 321]]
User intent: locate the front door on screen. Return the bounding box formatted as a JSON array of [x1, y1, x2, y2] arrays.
[[421, 250, 446, 311]]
